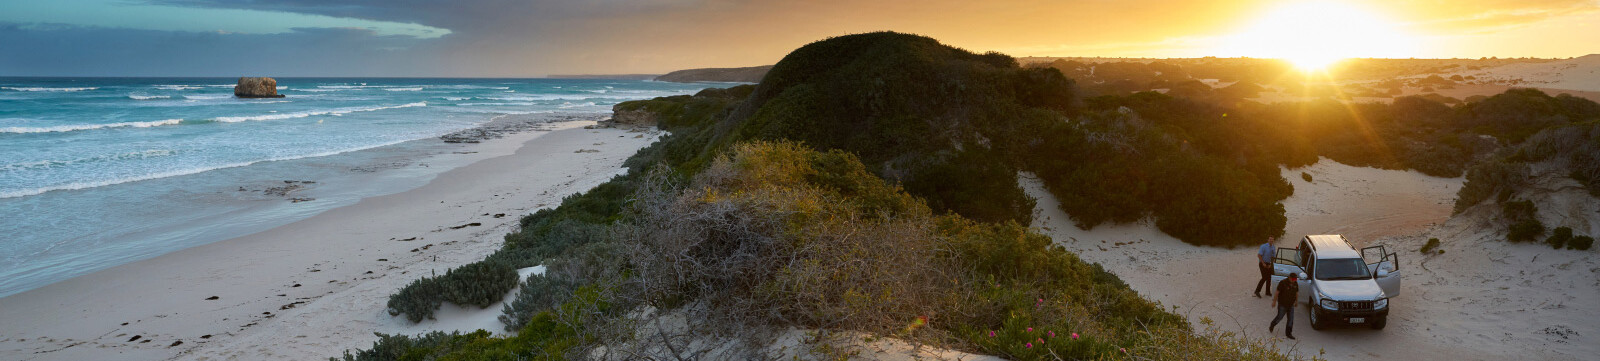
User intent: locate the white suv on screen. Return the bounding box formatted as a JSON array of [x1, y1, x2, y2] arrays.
[[1271, 235, 1401, 330]]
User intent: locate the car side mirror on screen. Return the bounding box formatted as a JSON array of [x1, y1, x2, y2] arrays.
[[1377, 269, 1389, 277], [1297, 272, 1308, 280]]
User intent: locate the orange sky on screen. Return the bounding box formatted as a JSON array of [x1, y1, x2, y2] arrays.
[[555, 0, 1600, 73], [3, 0, 1596, 76]]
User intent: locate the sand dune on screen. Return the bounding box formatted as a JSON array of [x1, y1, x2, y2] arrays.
[[1450, 54, 1600, 92], [1023, 159, 1599, 360]]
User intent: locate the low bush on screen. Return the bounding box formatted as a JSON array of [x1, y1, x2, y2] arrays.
[[1420, 238, 1441, 253], [1301, 172, 1313, 182], [499, 273, 578, 332], [1570, 235, 1595, 251], [386, 261, 518, 323], [387, 277, 445, 323], [1546, 227, 1574, 249], [437, 261, 520, 309], [1501, 200, 1544, 242], [348, 285, 613, 361]]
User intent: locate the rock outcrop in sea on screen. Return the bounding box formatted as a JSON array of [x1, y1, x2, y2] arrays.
[[234, 77, 286, 98]]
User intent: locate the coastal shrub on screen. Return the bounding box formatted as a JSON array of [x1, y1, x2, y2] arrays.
[[624, 142, 953, 336], [1455, 160, 1530, 214], [1458, 89, 1599, 143], [704, 31, 1077, 224], [1569, 236, 1594, 250], [499, 274, 577, 332], [1546, 227, 1574, 249], [621, 141, 1204, 360], [437, 261, 519, 309], [387, 277, 445, 323], [349, 285, 614, 361], [1502, 200, 1544, 242], [333, 313, 586, 361], [1420, 238, 1441, 253], [358, 32, 1330, 360], [385, 261, 518, 323], [1301, 172, 1313, 182]]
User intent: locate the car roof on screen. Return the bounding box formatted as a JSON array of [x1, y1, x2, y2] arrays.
[[1304, 235, 1360, 259]]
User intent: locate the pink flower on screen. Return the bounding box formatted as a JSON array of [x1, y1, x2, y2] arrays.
[[1071, 332, 1079, 340], [1026, 327, 1033, 332], [1048, 331, 1056, 338], [1036, 338, 1044, 344], [1120, 347, 1127, 353], [1025, 342, 1033, 349], [989, 331, 996, 338]]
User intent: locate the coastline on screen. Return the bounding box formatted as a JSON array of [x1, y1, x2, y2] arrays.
[[0, 119, 662, 360], [0, 112, 600, 298]]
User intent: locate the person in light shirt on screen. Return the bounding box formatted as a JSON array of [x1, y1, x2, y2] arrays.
[[1254, 237, 1277, 298]]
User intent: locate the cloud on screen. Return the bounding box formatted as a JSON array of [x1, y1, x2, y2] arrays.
[[3, 0, 1591, 76], [0, 22, 438, 76], [1386, 0, 1600, 33]]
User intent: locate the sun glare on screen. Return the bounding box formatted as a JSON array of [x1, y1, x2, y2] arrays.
[[1215, 1, 1417, 71]]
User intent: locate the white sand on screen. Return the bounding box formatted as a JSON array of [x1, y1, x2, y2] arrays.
[[1023, 158, 1599, 360], [1450, 54, 1600, 92], [0, 121, 662, 360]]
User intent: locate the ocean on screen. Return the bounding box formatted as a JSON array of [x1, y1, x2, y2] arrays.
[[0, 77, 714, 298]]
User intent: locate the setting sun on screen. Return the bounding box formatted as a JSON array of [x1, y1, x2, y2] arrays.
[[1215, 1, 1419, 71]]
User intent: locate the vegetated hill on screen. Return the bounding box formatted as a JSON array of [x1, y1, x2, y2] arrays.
[[545, 74, 659, 80], [351, 32, 1305, 361], [654, 65, 772, 83]]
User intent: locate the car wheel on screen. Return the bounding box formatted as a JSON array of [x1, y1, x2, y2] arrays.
[[1370, 316, 1386, 330], [1309, 307, 1325, 330]]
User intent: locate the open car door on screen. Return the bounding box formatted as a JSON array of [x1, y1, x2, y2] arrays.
[[1270, 247, 1310, 303], [1272, 247, 1303, 276], [1362, 245, 1401, 297]]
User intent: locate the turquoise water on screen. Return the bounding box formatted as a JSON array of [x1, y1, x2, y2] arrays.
[[0, 77, 712, 297]]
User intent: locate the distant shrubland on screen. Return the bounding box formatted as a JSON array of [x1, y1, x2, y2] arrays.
[[359, 30, 1600, 361], [355, 32, 1318, 360]]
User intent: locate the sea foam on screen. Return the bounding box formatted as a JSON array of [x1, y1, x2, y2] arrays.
[[212, 102, 426, 123], [1, 150, 176, 173], [3, 87, 98, 92], [0, 140, 410, 199], [0, 119, 184, 134]]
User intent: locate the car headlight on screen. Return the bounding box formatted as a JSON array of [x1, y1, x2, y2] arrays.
[[1319, 298, 1338, 310], [1374, 298, 1388, 309]]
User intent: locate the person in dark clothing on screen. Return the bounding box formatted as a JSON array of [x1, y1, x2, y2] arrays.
[[1270, 272, 1300, 339], [1254, 237, 1276, 297]]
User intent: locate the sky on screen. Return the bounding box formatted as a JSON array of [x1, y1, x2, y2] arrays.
[[0, 0, 1596, 77]]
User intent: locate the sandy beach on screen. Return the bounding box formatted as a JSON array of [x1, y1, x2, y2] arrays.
[[1024, 159, 1599, 360], [0, 120, 661, 360]]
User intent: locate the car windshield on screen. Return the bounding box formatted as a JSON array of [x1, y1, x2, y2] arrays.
[[1315, 258, 1372, 280]]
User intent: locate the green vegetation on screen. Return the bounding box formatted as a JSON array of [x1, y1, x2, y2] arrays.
[[1544, 227, 1598, 251], [1570, 235, 1595, 251], [1501, 200, 1544, 243], [386, 261, 519, 323], [1420, 238, 1441, 253], [345, 286, 610, 361], [359, 32, 1600, 360], [1546, 227, 1573, 249], [352, 32, 1324, 360]]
